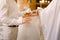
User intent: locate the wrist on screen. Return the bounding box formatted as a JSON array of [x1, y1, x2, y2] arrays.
[[17, 17, 23, 24]]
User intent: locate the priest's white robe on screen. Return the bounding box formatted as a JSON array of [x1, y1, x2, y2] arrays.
[[39, 0, 60, 40]]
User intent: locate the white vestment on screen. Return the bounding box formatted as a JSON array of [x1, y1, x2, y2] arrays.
[[39, 0, 60, 40], [0, 0, 23, 40]]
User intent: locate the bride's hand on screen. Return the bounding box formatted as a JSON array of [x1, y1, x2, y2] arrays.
[[31, 10, 39, 16]]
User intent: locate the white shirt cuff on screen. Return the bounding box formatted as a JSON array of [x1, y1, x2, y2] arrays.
[[17, 17, 23, 24]]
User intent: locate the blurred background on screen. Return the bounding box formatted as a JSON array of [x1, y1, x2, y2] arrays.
[[15, 0, 52, 10]]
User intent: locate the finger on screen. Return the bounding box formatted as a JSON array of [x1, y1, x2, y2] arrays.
[[26, 18, 31, 21]]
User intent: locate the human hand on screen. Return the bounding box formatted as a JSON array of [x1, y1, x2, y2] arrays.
[[22, 17, 31, 24], [31, 10, 39, 16]]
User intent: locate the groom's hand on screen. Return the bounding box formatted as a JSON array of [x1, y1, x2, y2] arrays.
[[22, 17, 31, 24]]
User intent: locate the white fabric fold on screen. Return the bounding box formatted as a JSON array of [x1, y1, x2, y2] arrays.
[[39, 0, 60, 40]]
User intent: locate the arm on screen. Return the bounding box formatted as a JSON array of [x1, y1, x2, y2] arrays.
[[0, 0, 23, 25], [0, 16, 23, 25], [0, 0, 31, 25]]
